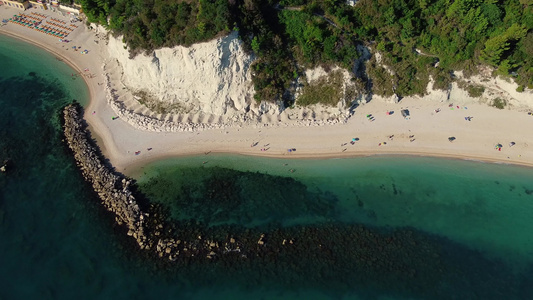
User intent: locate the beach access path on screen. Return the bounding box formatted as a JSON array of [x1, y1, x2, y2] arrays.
[[2, 6, 533, 175]]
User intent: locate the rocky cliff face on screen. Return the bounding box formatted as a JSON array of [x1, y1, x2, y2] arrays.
[[107, 32, 256, 117]]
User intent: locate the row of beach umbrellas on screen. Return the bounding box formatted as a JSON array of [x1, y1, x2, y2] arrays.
[[9, 15, 70, 38], [37, 27, 68, 37], [31, 12, 47, 18], [50, 17, 66, 25], [45, 20, 73, 31], [10, 18, 36, 27]]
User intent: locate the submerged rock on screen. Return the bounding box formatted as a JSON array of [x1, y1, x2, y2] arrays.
[[0, 159, 11, 173]]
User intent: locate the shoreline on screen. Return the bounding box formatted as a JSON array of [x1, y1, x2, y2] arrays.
[[2, 7, 533, 176], [0, 8, 125, 168], [125, 149, 533, 179]]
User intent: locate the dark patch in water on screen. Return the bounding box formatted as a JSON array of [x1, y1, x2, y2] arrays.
[[0, 75, 70, 175], [139, 167, 338, 227]]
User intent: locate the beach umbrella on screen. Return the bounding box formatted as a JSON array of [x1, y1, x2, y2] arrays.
[[448, 137, 456, 142], [509, 142, 516, 147], [495, 143, 503, 148]]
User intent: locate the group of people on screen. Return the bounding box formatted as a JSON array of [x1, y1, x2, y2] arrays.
[[251, 142, 270, 152], [134, 148, 152, 156], [448, 104, 467, 110]]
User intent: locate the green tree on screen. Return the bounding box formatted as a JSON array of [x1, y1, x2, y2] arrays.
[[251, 36, 261, 54], [481, 23, 527, 66]]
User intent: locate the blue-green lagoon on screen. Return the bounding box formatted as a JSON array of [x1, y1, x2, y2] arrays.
[[1, 33, 533, 299]]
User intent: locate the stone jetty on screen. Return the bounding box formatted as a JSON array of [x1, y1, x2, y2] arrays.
[[62, 103, 243, 260], [63, 103, 150, 249]]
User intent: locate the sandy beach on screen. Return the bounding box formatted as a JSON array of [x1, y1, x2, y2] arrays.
[[2, 5, 533, 176]]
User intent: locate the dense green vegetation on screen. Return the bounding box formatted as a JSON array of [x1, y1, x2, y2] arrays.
[[75, 0, 232, 52], [74, 0, 533, 104]]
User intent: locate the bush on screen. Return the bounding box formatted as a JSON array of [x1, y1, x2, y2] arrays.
[[458, 80, 485, 98], [297, 70, 344, 107], [492, 98, 507, 109], [466, 85, 485, 98], [134, 90, 185, 114], [516, 85, 524, 92]]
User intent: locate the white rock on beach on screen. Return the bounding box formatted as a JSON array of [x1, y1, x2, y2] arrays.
[[107, 31, 256, 117]]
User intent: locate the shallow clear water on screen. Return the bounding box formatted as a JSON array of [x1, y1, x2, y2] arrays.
[[1, 33, 533, 300], [136, 155, 533, 268]]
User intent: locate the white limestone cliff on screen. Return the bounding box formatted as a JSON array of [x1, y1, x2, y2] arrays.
[[107, 32, 256, 117]]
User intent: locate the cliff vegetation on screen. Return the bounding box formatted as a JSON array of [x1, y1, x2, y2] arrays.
[[73, 0, 533, 103]]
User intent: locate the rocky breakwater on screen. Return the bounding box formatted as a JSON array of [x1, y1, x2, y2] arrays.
[[62, 103, 246, 261], [62, 103, 150, 249]]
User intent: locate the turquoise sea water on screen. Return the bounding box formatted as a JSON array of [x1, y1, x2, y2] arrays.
[[1, 33, 533, 299]]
